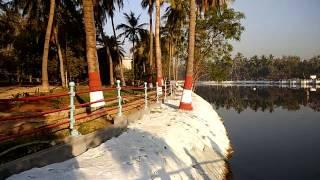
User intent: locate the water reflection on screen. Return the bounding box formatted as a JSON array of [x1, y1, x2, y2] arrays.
[[196, 86, 320, 180], [196, 86, 320, 113]]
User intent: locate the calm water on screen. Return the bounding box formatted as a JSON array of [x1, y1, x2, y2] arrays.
[[196, 86, 320, 180]]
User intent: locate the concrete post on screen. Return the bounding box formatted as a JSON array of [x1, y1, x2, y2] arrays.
[[156, 82, 159, 103], [69, 82, 80, 136], [116, 80, 122, 117], [144, 82, 148, 109]]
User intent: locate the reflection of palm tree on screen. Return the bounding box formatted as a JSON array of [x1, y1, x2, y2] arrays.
[[117, 12, 147, 80]]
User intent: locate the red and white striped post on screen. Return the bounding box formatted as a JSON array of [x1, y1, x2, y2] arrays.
[[82, 0, 105, 109], [89, 71, 105, 108], [179, 76, 193, 110], [179, 0, 195, 111]]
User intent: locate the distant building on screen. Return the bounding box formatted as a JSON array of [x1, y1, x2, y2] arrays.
[[122, 56, 132, 70]]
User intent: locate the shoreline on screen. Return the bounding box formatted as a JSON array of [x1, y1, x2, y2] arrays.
[[8, 92, 231, 179]]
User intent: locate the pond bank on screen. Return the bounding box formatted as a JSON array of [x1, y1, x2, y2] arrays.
[[8, 92, 231, 179]]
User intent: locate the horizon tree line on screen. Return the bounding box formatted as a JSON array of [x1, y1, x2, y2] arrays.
[[206, 53, 320, 81]]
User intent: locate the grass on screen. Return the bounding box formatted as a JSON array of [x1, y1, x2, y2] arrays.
[[77, 117, 112, 135]]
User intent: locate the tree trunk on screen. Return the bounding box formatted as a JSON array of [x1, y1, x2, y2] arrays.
[[175, 39, 179, 81], [179, 0, 196, 110], [148, 0, 154, 87], [16, 66, 21, 83], [148, 0, 153, 68], [41, 0, 55, 92], [168, 41, 171, 81], [155, 0, 163, 86], [99, 22, 115, 86], [65, 70, 68, 87], [111, 16, 126, 86], [83, 0, 105, 107], [29, 75, 32, 83], [53, 25, 66, 88], [119, 61, 126, 86], [65, 32, 69, 86], [172, 42, 176, 81], [106, 44, 114, 86], [132, 40, 135, 81]]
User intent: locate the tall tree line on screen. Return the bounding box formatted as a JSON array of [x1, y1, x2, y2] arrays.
[[207, 53, 320, 81]]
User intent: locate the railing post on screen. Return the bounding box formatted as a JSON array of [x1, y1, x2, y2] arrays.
[[156, 82, 159, 103], [144, 82, 148, 109], [116, 80, 122, 117], [69, 82, 80, 136], [164, 79, 167, 100]]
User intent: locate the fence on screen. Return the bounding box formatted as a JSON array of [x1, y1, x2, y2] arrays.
[[0, 80, 174, 143]]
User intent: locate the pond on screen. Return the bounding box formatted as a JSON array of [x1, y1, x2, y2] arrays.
[[196, 86, 320, 180]]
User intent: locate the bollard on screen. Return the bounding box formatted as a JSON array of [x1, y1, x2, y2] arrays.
[[156, 82, 159, 103], [69, 82, 80, 136], [116, 80, 122, 116], [164, 80, 167, 100], [144, 82, 148, 109]]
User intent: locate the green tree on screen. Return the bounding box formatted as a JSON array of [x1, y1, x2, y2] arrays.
[[116, 12, 147, 80], [141, 0, 155, 85], [103, 0, 126, 85]]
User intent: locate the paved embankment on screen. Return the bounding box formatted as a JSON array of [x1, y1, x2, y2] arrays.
[[8, 92, 231, 180]]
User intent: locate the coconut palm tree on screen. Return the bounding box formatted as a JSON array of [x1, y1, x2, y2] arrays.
[[162, 1, 186, 81], [104, 0, 126, 86], [82, 0, 105, 107], [179, 0, 229, 110], [40, 0, 55, 92], [13, 0, 54, 91], [141, 0, 155, 86], [107, 36, 125, 65], [14, 0, 55, 91], [163, 0, 187, 81], [116, 12, 147, 80], [95, 2, 115, 86], [52, 24, 66, 87], [12, 0, 78, 89], [155, 0, 163, 86]]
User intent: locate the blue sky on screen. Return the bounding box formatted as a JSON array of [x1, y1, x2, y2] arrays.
[[231, 0, 320, 59], [104, 0, 320, 59]]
